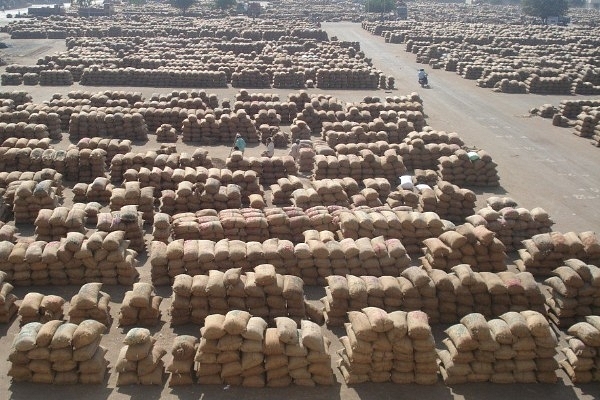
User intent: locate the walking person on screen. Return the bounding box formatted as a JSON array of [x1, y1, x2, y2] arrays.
[[289, 139, 301, 161], [233, 133, 246, 154]]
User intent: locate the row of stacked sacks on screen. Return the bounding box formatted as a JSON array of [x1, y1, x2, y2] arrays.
[[109, 181, 155, 223], [9, 320, 108, 384], [96, 206, 145, 252], [109, 148, 213, 183], [291, 178, 359, 209], [390, 129, 463, 171], [121, 167, 260, 200], [115, 328, 166, 386], [386, 179, 476, 223], [168, 265, 312, 326], [1, 137, 51, 150], [0, 271, 19, 323], [150, 234, 410, 286], [34, 205, 86, 242], [72, 177, 113, 204], [118, 282, 163, 327], [321, 117, 414, 147], [543, 259, 600, 328], [313, 150, 407, 182], [195, 312, 334, 387], [9, 179, 61, 224], [0, 123, 50, 142], [437, 149, 500, 187], [18, 292, 65, 324], [72, 137, 132, 164], [68, 110, 149, 141], [181, 110, 259, 144], [271, 176, 304, 206], [159, 181, 243, 214], [322, 264, 545, 326], [80, 68, 228, 88], [0, 221, 18, 242], [226, 151, 299, 186], [155, 124, 178, 142], [560, 316, 600, 383], [516, 231, 600, 276], [466, 196, 553, 251], [420, 223, 507, 273], [0, 169, 63, 190], [0, 147, 106, 182], [0, 231, 139, 286], [338, 309, 438, 384], [67, 282, 112, 326], [439, 311, 558, 384]]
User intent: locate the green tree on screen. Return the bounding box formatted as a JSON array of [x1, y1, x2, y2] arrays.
[[215, 0, 236, 10], [170, 0, 197, 14], [76, 0, 92, 7], [365, 0, 395, 13], [522, 0, 568, 22]]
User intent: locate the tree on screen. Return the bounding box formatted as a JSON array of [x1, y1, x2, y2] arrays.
[[522, 0, 568, 22], [215, 0, 236, 10], [76, 0, 92, 8], [170, 0, 197, 15], [365, 0, 395, 13]]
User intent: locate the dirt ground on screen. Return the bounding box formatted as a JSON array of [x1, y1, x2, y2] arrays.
[[0, 23, 600, 400]]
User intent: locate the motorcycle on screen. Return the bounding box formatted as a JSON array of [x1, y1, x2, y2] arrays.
[[418, 74, 429, 88]]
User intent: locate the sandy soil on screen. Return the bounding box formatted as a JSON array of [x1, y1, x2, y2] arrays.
[[0, 24, 599, 400]]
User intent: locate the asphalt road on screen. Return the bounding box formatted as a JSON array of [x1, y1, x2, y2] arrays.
[[324, 22, 600, 235]]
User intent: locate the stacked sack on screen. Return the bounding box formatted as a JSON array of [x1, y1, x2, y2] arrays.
[[0, 271, 18, 323], [297, 146, 316, 174], [560, 316, 600, 383], [118, 282, 163, 327], [437, 149, 500, 187], [335, 209, 447, 254], [337, 309, 438, 384], [168, 265, 307, 325], [109, 182, 154, 223], [97, 206, 145, 252], [322, 266, 439, 326], [292, 178, 354, 209], [0, 221, 18, 242], [270, 176, 304, 206], [68, 282, 112, 327], [152, 213, 171, 243], [68, 111, 149, 141], [65, 148, 107, 183], [420, 224, 507, 272], [166, 335, 198, 386], [314, 151, 406, 182], [430, 264, 546, 323], [195, 312, 334, 387], [225, 152, 299, 186], [466, 205, 553, 251], [517, 231, 600, 276], [73, 137, 132, 163], [34, 205, 86, 242], [8, 319, 108, 384], [544, 259, 600, 327], [156, 124, 178, 142], [159, 181, 242, 214], [116, 328, 166, 386], [72, 177, 114, 204], [18, 292, 65, 324], [438, 311, 558, 384], [13, 180, 60, 223]]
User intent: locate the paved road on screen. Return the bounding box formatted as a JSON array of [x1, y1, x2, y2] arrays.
[[324, 22, 600, 234]]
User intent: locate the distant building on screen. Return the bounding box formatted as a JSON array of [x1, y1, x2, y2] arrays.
[[28, 4, 65, 16]]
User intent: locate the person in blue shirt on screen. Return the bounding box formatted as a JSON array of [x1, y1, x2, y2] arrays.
[[234, 134, 246, 154]]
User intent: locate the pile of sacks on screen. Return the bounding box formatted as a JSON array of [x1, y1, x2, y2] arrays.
[[64, 148, 107, 183], [150, 234, 410, 286], [420, 224, 507, 272], [226, 152, 299, 186], [466, 201, 554, 251], [159, 181, 242, 214], [516, 231, 600, 276], [68, 283, 112, 327], [68, 110, 149, 141], [270, 176, 304, 206], [430, 264, 546, 324], [72, 177, 114, 204], [18, 292, 65, 324], [181, 110, 259, 144], [8, 319, 108, 384], [109, 181, 154, 223], [0, 271, 18, 323], [13, 180, 60, 223], [544, 259, 600, 328], [116, 328, 166, 386], [322, 266, 439, 326], [34, 205, 86, 241], [337, 309, 438, 384], [336, 208, 448, 254], [168, 265, 308, 326], [118, 282, 163, 327], [0, 169, 63, 190], [73, 137, 132, 163], [156, 124, 178, 142], [314, 151, 406, 182], [437, 149, 500, 187], [292, 178, 356, 209], [1, 137, 52, 149], [395, 130, 463, 171], [0, 123, 49, 142], [97, 207, 145, 252], [195, 312, 334, 387], [560, 316, 600, 383], [166, 335, 198, 386], [438, 311, 558, 384], [0, 221, 18, 242]]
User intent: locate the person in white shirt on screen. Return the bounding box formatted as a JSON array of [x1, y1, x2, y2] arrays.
[[289, 139, 300, 161], [262, 137, 275, 157]]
